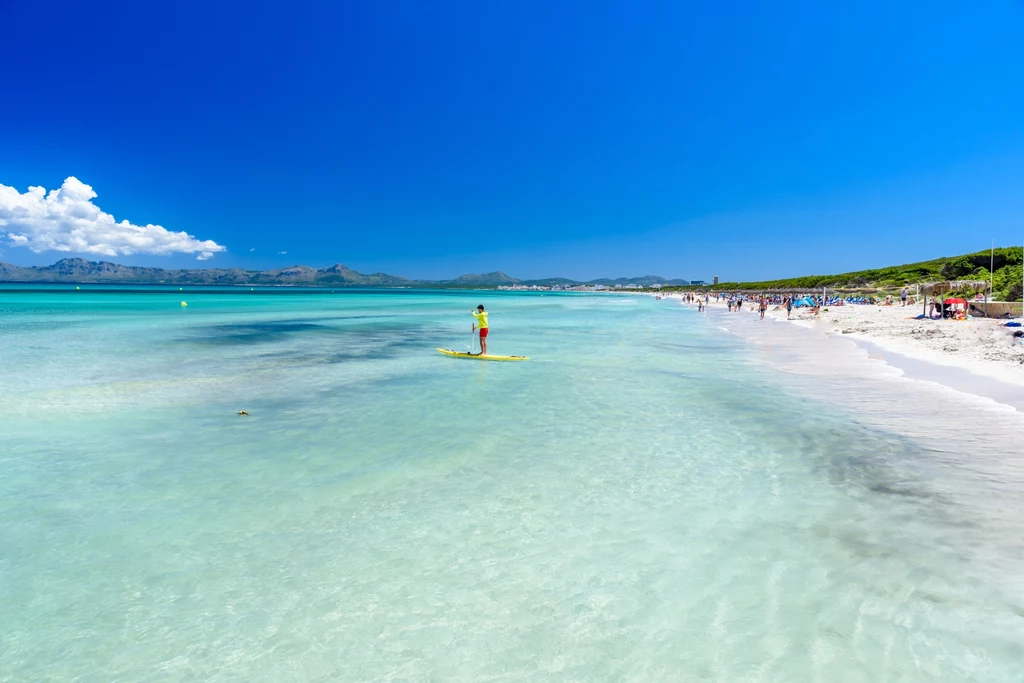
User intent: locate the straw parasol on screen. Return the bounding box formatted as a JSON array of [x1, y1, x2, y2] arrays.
[[919, 280, 990, 316], [919, 280, 991, 295]]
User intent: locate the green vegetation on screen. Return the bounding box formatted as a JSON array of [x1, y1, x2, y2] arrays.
[[698, 247, 1023, 300]]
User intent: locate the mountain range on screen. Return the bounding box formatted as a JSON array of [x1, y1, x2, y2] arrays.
[[0, 258, 690, 288]]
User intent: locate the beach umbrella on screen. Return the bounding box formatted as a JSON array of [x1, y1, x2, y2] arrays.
[[943, 297, 968, 314]]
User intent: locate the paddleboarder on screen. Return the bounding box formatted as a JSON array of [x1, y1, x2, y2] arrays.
[[471, 304, 489, 355]]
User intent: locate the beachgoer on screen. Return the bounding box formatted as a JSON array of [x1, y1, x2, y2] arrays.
[[759, 297, 767, 320], [785, 296, 793, 319], [471, 304, 489, 355], [901, 287, 908, 307], [727, 299, 733, 312]]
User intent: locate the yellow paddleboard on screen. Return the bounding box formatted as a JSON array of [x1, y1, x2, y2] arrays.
[[437, 348, 529, 361]]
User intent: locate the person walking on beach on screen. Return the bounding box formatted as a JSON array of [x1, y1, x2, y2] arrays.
[[901, 287, 908, 307], [785, 296, 793, 318], [471, 304, 489, 355], [759, 297, 768, 320], [727, 298, 733, 312]]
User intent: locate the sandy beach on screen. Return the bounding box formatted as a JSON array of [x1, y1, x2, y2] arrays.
[[776, 302, 1024, 385], [668, 294, 1024, 390]]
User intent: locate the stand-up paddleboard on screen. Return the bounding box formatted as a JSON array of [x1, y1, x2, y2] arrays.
[[437, 348, 529, 361]]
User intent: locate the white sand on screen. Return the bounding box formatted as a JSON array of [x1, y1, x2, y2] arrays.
[[777, 304, 1024, 386], [666, 293, 1024, 388]]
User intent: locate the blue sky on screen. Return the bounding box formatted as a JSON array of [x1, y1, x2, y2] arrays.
[[1, 0, 1023, 281]]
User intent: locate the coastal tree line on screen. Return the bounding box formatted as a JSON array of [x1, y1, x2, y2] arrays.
[[702, 247, 1023, 301]]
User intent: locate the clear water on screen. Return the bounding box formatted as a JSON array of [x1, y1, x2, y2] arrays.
[[2, 288, 1023, 681]]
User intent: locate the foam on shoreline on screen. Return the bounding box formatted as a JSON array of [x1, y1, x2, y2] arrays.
[[668, 294, 1024, 412], [852, 337, 1024, 413]]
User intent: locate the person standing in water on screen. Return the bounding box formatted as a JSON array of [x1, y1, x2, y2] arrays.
[[471, 304, 489, 355]]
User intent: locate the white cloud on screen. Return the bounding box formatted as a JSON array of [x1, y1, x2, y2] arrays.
[[0, 177, 226, 260], [278, 250, 287, 255], [249, 247, 255, 252]]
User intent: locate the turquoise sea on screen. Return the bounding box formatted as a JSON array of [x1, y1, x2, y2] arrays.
[[2, 287, 1023, 681]]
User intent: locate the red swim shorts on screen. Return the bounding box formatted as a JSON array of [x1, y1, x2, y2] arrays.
[[479, 328, 489, 338]]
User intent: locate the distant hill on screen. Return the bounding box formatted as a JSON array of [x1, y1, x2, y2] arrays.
[[310, 264, 412, 286], [707, 247, 1023, 301], [0, 258, 689, 289], [521, 275, 690, 287], [519, 277, 579, 287], [587, 275, 691, 287], [0, 258, 414, 287], [447, 271, 520, 286]]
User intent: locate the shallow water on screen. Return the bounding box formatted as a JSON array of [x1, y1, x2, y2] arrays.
[[2, 288, 1023, 681]]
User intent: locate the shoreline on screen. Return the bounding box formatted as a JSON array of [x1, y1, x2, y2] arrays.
[[663, 294, 1024, 412], [851, 338, 1024, 413]]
